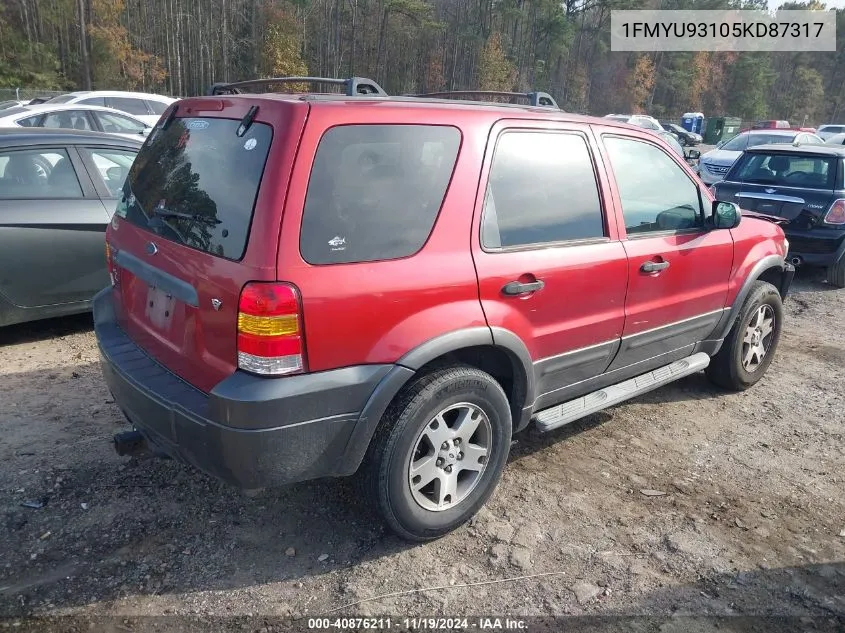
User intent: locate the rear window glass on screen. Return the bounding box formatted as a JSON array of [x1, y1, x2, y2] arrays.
[[45, 95, 75, 104], [729, 152, 837, 189], [300, 124, 461, 265], [118, 117, 272, 260]]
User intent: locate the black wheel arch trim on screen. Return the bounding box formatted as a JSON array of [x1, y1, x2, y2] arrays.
[[339, 326, 536, 474], [711, 254, 790, 347]]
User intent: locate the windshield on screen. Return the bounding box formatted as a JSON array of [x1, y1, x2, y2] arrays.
[[730, 152, 836, 189], [721, 133, 795, 152], [117, 117, 272, 260], [44, 95, 75, 104]]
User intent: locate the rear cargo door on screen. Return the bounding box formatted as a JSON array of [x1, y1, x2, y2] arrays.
[[107, 99, 308, 392]]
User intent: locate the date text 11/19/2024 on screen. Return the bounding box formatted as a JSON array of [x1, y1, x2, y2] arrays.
[[307, 617, 529, 630]]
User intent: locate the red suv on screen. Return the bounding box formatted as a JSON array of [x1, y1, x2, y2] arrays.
[[96, 77, 795, 541]]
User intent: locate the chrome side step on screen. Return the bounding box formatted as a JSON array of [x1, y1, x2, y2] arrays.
[[532, 352, 711, 433]]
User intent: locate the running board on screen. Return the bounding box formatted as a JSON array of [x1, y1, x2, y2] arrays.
[[533, 352, 711, 433]]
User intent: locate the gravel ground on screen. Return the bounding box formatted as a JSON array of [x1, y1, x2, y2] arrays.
[[1, 269, 843, 632]]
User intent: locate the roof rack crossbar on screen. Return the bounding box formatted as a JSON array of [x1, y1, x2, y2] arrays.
[[207, 76, 387, 97], [407, 90, 559, 108]]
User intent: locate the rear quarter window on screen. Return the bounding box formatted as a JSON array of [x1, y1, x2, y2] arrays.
[[300, 124, 461, 265]]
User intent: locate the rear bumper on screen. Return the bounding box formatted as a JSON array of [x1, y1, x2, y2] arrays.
[[93, 288, 400, 488], [784, 228, 845, 267]]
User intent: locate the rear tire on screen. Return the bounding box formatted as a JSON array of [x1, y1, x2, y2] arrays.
[[362, 365, 512, 542], [706, 281, 783, 391], [828, 254, 845, 288]]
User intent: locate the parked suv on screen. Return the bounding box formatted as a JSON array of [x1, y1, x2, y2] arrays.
[[712, 144, 845, 287], [95, 77, 794, 541]]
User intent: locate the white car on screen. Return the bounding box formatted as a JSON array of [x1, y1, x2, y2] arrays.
[[603, 113, 664, 132], [0, 104, 151, 141], [816, 124, 845, 141], [42, 91, 175, 127]]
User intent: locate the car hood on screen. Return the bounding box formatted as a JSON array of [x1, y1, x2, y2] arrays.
[[700, 149, 741, 166]]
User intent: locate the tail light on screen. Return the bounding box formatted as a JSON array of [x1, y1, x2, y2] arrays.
[[237, 282, 306, 376], [823, 199, 845, 225]]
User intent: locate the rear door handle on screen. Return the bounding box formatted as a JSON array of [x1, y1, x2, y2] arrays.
[[640, 260, 670, 273], [502, 280, 545, 295]]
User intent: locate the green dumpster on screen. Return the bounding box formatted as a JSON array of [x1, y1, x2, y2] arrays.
[[703, 117, 742, 145]]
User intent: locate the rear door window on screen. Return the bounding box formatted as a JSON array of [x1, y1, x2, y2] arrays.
[[147, 100, 169, 115], [43, 110, 93, 131], [300, 124, 461, 265], [118, 117, 272, 260], [729, 152, 836, 189], [0, 148, 83, 199], [481, 131, 606, 249], [109, 97, 151, 116]]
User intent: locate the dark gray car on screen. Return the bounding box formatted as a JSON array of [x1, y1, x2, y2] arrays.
[[0, 129, 142, 326]]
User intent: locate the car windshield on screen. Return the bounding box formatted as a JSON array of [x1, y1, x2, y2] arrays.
[[44, 95, 75, 104], [721, 133, 794, 151], [730, 152, 836, 189]]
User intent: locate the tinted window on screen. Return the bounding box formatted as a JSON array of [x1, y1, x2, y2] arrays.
[[0, 149, 83, 199], [147, 100, 168, 115], [119, 117, 272, 260], [79, 97, 106, 106], [109, 97, 150, 116], [300, 124, 460, 265], [482, 132, 605, 249], [82, 148, 137, 197], [97, 111, 146, 134], [604, 136, 702, 234], [729, 152, 836, 189], [42, 110, 93, 131]]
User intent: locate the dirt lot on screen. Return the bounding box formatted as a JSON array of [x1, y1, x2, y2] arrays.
[[1, 270, 843, 631]]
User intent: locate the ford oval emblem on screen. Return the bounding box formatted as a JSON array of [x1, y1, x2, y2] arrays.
[[145, 242, 158, 255], [187, 120, 210, 130]]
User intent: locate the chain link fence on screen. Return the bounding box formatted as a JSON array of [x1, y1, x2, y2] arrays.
[[0, 88, 66, 103]]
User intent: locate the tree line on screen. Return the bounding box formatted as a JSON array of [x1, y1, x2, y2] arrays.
[[2, 0, 844, 123]]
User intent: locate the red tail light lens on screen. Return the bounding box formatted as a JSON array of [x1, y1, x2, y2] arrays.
[[824, 199, 845, 225], [237, 282, 305, 376]]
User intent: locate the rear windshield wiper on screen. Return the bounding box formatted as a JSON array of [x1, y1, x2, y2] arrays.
[[153, 207, 222, 225]]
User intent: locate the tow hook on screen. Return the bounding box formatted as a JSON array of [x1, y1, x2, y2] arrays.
[[113, 430, 148, 457]]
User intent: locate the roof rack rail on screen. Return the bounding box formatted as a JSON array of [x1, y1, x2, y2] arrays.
[[406, 90, 559, 109], [207, 76, 387, 97]]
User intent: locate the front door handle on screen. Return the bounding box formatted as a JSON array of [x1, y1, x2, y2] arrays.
[[502, 279, 545, 295], [640, 260, 670, 273]]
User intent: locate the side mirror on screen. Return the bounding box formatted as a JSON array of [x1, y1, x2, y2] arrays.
[[686, 148, 701, 160], [712, 201, 741, 229], [106, 166, 124, 182], [140, 128, 150, 136]]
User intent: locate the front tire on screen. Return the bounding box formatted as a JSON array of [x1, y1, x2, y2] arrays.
[[362, 366, 512, 541], [706, 281, 783, 391]]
